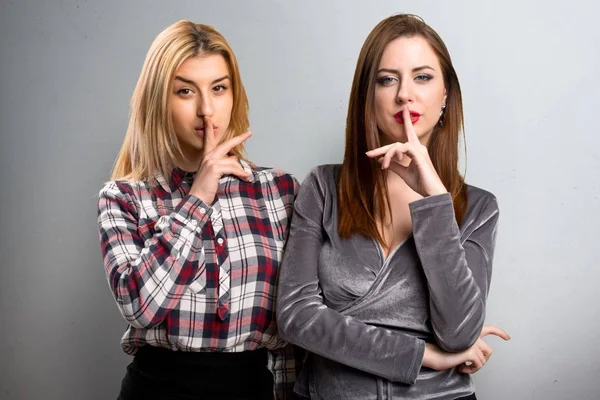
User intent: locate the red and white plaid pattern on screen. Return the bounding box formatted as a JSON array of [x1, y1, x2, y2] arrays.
[[97, 160, 300, 399]]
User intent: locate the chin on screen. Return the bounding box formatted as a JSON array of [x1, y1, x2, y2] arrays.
[[386, 130, 409, 143]]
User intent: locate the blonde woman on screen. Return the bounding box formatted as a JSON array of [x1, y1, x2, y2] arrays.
[[97, 21, 299, 400]]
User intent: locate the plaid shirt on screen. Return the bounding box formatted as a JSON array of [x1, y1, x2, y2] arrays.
[[97, 159, 300, 399]]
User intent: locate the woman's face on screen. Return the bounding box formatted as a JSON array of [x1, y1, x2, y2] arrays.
[[374, 35, 447, 146], [171, 54, 233, 167]]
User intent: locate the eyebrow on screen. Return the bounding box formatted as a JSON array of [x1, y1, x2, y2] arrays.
[[377, 65, 436, 74], [174, 75, 231, 86]]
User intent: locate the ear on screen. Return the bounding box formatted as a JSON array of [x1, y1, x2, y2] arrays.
[[442, 88, 448, 106]]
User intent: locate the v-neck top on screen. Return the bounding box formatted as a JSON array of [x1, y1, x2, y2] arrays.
[[276, 164, 499, 399]]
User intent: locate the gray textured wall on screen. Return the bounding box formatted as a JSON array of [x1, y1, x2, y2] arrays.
[[1, 1, 599, 399]]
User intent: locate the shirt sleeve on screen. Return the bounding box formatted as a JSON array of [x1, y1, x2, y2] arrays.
[[97, 182, 212, 329], [409, 192, 499, 352], [276, 168, 425, 385]]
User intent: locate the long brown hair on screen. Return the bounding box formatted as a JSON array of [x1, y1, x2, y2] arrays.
[[111, 21, 249, 181], [338, 14, 468, 246]]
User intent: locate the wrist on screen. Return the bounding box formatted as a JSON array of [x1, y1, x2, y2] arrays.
[[189, 187, 213, 204], [426, 185, 448, 197], [422, 343, 436, 369]]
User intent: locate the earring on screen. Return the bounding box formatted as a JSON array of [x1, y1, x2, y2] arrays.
[[439, 103, 446, 126]]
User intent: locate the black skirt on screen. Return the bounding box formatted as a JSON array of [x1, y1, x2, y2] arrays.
[[117, 346, 274, 400]]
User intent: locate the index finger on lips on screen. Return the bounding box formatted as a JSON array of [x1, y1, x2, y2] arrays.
[[403, 106, 420, 144], [203, 116, 217, 154]]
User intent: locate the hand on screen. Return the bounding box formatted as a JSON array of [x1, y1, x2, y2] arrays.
[[365, 106, 447, 197], [189, 116, 252, 203], [422, 325, 510, 373], [458, 325, 511, 374]]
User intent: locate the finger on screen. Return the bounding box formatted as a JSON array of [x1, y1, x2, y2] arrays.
[[211, 131, 253, 159], [215, 157, 252, 180], [460, 342, 490, 374], [472, 349, 484, 370], [403, 106, 420, 144], [382, 144, 402, 169], [389, 142, 422, 168], [219, 156, 249, 173], [459, 362, 477, 374], [366, 143, 396, 158], [459, 364, 480, 374], [478, 340, 493, 361], [203, 116, 217, 154], [387, 160, 409, 180], [480, 325, 511, 341], [459, 365, 472, 374], [478, 348, 487, 367]]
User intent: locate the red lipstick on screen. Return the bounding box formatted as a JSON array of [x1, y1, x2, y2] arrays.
[[394, 110, 420, 124]]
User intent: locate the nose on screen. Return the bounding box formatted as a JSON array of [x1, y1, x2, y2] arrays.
[[197, 94, 214, 118], [396, 78, 415, 105]]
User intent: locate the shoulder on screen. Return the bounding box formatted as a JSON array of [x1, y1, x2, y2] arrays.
[[250, 163, 300, 199], [462, 184, 500, 232], [293, 164, 341, 209], [98, 180, 134, 202], [98, 177, 150, 200], [98, 170, 172, 200], [465, 184, 498, 212], [97, 176, 159, 216], [302, 164, 341, 188], [253, 164, 297, 184]]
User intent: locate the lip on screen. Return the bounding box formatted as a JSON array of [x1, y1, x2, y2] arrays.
[[195, 125, 217, 135], [394, 110, 420, 124]]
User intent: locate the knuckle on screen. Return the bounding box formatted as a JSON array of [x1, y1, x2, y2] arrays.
[[208, 160, 219, 171]]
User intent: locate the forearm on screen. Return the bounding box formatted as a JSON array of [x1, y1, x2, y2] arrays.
[[99, 189, 211, 328], [410, 194, 496, 351]]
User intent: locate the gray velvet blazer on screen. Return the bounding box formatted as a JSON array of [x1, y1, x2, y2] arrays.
[[276, 164, 499, 399]]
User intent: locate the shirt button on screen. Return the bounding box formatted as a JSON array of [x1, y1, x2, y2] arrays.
[[199, 208, 206, 214], [191, 220, 198, 227], [217, 237, 224, 246]]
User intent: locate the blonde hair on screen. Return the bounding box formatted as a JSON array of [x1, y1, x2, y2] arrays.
[[111, 20, 249, 181]]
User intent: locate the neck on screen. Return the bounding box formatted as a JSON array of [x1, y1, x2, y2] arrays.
[[174, 154, 202, 172], [385, 171, 422, 203], [386, 171, 410, 191]]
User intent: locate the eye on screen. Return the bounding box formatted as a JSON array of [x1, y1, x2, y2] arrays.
[[176, 88, 193, 96], [415, 74, 433, 82], [213, 85, 228, 93], [376, 76, 397, 86]]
